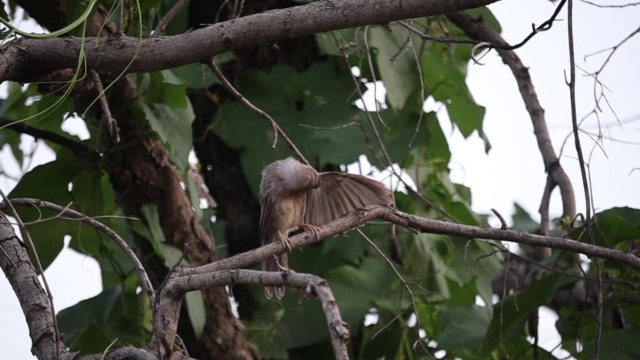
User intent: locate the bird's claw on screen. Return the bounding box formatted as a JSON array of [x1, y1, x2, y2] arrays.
[[277, 230, 292, 252], [299, 223, 321, 241]]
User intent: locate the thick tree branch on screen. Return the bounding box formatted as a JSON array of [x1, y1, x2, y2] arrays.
[[0, 0, 497, 82], [154, 270, 349, 360], [0, 214, 65, 360], [446, 12, 577, 234]]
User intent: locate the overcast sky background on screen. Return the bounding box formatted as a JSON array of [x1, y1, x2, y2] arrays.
[[1, 0, 639, 358]]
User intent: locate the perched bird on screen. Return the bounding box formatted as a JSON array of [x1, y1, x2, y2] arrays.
[[259, 157, 394, 299]]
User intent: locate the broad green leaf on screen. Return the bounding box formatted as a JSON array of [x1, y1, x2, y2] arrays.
[[57, 285, 151, 352], [511, 202, 540, 233], [368, 25, 419, 110], [481, 273, 577, 355], [581, 329, 640, 360], [437, 305, 492, 350], [137, 71, 194, 171], [422, 43, 487, 148], [67, 171, 139, 289], [214, 61, 433, 193], [570, 207, 640, 248], [461, 7, 502, 34], [185, 290, 206, 339], [172, 63, 219, 88], [8, 150, 83, 269]]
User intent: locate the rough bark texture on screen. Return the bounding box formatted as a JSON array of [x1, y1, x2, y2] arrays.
[[0, 214, 65, 360], [0, 0, 498, 82]]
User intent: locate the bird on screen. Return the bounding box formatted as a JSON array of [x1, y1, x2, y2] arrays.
[[259, 157, 394, 299]]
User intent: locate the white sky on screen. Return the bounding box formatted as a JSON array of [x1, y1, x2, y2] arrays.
[[1, 0, 639, 358]]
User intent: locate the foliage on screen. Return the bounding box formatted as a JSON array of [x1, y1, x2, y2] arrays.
[[0, 1, 638, 359]]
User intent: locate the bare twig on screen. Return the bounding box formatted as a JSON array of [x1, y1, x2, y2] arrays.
[[90, 70, 120, 143], [0, 117, 100, 162], [399, 0, 566, 52], [153, 0, 189, 36], [567, 0, 602, 356], [362, 26, 391, 132], [205, 58, 309, 165], [357, 229, 432, 356], [490, 208, 508, 230], [0, 198, 156, 304], [581, 0, 640, 8]]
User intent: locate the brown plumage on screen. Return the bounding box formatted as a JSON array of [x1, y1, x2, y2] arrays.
[[259, 157, 394, 299]]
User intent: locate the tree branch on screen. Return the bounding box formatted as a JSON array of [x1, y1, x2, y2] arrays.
[[446, 12, 577, 234], [0, 198, 156, 304], [0, 0, 498, 82], [154, 270, 349, 360], [183, 205, 640, 276], [0, 214, 65, 360]]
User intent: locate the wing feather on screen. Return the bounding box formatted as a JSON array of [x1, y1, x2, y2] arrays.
[[304, 172, 393, 226]]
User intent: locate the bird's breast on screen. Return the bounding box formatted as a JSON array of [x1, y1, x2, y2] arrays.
[[273, 194, 306, 234]]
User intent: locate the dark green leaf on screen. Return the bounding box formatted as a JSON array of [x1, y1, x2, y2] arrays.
[[481, 273, 577, 355], [57, 285, 151, 352], [437, 305, 492, 350], [581, 329, 640, 360]]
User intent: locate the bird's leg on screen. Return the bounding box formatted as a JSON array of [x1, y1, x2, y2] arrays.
[[277, 230, 292, 252], [298, 223, 322, 241]]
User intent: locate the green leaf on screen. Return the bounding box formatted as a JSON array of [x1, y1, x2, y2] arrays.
[[437, 305, 492, 350], [481, 272, 577, 355], [57, 285, 151, 352], [581, 329, 640, 360], [360, 312, 421, 360], [137, 71, 194, 171], [570, 207, 640, 248], [368, 25, 419, 110], [422, 43, 487, 147], [185, 290, 206, 339], [461, 7, 502, 34], [511, 203, 540, 233], [9, 150, 83, 270]]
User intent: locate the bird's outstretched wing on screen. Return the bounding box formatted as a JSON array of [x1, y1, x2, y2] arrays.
[[304, 173, 393, 226]]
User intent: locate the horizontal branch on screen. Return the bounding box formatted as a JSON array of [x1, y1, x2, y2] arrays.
[[0, 0, 497, 82], [163, 269, 349, 360], [184, 206, 640, 276]]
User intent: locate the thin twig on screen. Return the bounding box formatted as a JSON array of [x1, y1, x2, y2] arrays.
[[153, 0, 189, 36], [205, 58, 309, 165], [581, 0, 640, 8], [405, 23, 427, 148], [0, 118, 99, 161], [1, 198, 156, 304], [357, 229, 433, 356], [90, 70, 120, 143], [567, 0, 602, 356]]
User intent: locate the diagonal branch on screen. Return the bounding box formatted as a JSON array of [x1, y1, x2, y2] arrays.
[[446, 12, 577, 236], [0, 198, 156, 304]]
